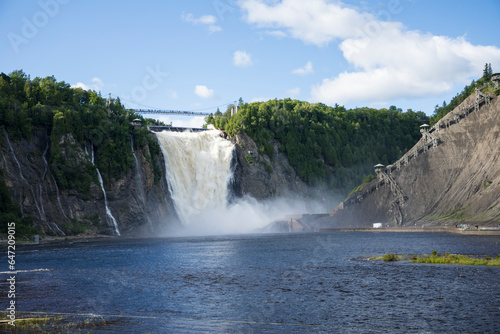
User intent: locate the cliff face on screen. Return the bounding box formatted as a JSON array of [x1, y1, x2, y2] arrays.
[[231, 132, 308, 200], [0, 127, 179, 236], [0, 123, 310, 236], [324, 91, 500, 228]]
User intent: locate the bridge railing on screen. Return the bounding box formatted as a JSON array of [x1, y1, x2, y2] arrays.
[[129, 109, 225, 117]]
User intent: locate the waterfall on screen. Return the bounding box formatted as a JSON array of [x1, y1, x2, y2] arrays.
[[2, 127, 44, 219], [37, 184, 46, 221], [42, 135, 69, 223], [96, 168, 121, 236], [155, 130, 235, 225], [3, 127, 27, 183], [37, 138, 52, 222], [50, 172, 69, 223], [87, 143, 120, 236]]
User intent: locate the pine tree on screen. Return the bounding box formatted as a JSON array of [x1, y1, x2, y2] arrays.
[[483, 63, 492, 81]]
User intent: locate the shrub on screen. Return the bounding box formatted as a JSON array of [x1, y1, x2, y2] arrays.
[[245, 154, 254, 164], [383, 253, 399, 262], [264, 162, 273, 174]]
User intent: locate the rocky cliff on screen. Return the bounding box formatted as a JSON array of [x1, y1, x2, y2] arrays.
[[0, 127, 179, 237], [230, 132, 308, 200], [0, 124, 311, 237], [322, 90, 500, 228]]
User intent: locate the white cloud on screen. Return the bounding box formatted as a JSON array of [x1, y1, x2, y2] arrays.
[[233, 50, 253, 67], [312, 32, 500, 105], [265, 30, 288, 38], [239, 0, 370, 46], [194, 85, 215, 98], [287, 87, 300, 97], [182, 13, 222, 33], [239, 0, 500, 105], [72, 82, 91, 90], [209, 25, 222, 33], [292, 61, 313, 75], [71, 77, 104, 91]]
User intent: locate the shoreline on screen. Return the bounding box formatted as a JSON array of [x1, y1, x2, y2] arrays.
[[320, 226, 500, 235], [0, 234, 117, 246], [3, 226, 500, 247]]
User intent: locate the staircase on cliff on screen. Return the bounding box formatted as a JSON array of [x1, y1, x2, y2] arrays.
[[330, 88, 499, 227]]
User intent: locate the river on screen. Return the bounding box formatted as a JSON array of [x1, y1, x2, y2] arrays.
[[3, 232, 500, 333]]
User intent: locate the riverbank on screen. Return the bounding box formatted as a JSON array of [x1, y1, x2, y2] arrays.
[[0, 233, 116, 246], [3, 225, 500, 246], [320, 226, 500, 235]]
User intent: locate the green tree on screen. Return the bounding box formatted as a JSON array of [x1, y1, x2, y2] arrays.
[[483, 62, 492, 81]]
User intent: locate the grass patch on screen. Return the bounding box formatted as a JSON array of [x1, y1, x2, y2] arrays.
[[0, 311, 110, 332], [483, 180, 493, 189], [346, 174, 376, 199], [370, 251, 500, 266], [245, 154, 254, 164], [368, 253, 405, 262]]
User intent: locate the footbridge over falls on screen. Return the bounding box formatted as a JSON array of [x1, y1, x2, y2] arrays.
[[130, 109, 226, 117], [147, 126, 208, 132]]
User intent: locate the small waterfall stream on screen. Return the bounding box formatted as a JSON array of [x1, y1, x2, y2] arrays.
[[2, 127, 27, 183], [96, 168, 120, 236], [42, 134, 69, 222], [50, 173, 69, 222], [87, 143, 120, 236], [2, 127, 44, 220]]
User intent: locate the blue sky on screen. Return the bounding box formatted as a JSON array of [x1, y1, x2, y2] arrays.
[[1, 0, 500, 127]]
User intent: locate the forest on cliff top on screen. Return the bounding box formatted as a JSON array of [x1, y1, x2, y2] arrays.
[[208, 99, 428, 189]]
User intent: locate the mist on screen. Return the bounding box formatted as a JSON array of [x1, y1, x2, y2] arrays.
[[154, 129, 338, 237], [164, 194, 333, 237]]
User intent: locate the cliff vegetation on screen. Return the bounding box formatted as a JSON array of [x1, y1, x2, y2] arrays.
[[0, 70, 169, 236], [207, 98, 428, 193]]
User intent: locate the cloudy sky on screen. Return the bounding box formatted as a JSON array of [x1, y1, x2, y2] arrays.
[[1, 0, 500, 127]]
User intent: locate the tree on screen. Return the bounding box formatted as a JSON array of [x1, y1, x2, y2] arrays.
[[483, 63, 492, 81]]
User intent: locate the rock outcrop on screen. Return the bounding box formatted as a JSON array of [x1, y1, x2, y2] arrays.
[[323, 90, 500, 228], [230, 132, 308, 200], [0, 127, 179, 236]]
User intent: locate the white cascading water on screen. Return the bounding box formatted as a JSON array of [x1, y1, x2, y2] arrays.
[[87, 144, 121, 236], [96, 168, 121, 236], [3, 127, 45, 220], [155, 130, 235, 226], [154, 129, 329, 235]]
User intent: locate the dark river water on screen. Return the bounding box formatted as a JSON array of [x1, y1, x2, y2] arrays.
[[2, 232, 500, 333]]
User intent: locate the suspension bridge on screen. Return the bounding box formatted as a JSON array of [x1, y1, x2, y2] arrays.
[[128, 109, 217, 117]]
